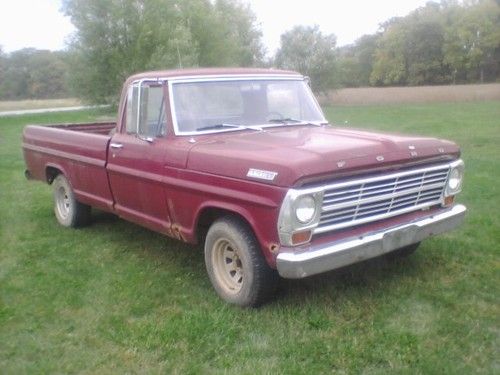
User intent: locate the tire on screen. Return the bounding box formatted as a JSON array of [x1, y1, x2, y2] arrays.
[[204, 216, 279, 307], [52, 174, 91, 228], [387, 242, 420, 260]]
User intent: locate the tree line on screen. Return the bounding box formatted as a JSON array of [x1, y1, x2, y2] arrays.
[[0, 0, 498, 102], [337, 0, 500, 87], [61, 0, 264, 103], [0, 48, 69, 100]]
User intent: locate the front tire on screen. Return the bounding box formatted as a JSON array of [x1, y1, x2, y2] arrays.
[[204, 216, 278, 307], [52, 174, 90, 228]]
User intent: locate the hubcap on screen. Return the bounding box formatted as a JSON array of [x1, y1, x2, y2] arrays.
[[56, 186, 70, 219], [212, 238, 244, 294]]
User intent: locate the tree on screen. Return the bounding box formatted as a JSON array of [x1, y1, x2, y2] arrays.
[[337, 34, 379, 87], [369, 17, 408, 86], [62, 0, 265, 104], [405, 18, 447, 85], [0, 49, 69, 100], [27, 51, 69, 98], [213, 0, 264, 66], [0, 46, 4, 69], [370, 0, 499, 86], [0, 47, 5, 98], [443, 0, 500, 83], [354, 34, 380, 85], [370, 3, 450, 86], [179, 0, 264, 67], [275, 25, 337, 92]]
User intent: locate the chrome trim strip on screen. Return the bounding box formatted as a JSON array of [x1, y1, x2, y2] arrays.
[[130, 74, 302, 86], [276, 204, 466, 278], [168, 74, 303, 83]]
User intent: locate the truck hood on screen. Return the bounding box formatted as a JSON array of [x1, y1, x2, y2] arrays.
[[186, 125, 460, 187]]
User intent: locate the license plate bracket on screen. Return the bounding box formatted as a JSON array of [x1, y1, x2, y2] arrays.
[[382, 225, 418, 251]]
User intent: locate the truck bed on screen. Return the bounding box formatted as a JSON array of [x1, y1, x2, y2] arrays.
[[22, 122, 116, 211], [49, 121, 116, 135]]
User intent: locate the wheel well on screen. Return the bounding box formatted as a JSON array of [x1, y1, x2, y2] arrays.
[[196, 207, 253, 244], [46, 166, 61, 184]]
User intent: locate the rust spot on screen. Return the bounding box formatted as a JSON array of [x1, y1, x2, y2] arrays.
[[171, 224, 185, 241], [269, 243, 280, 254]]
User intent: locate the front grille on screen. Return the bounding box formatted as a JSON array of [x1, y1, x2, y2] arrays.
[[315, 163, 450, 234]]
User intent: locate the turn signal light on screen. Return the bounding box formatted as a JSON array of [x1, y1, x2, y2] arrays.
[[291, 230, 312, 245], [443, 195, 454, 207]]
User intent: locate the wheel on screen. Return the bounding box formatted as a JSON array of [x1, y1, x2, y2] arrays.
[[387, 242, 420, 260], [52, 174, 91, 228], [204, 216, 279, 307]]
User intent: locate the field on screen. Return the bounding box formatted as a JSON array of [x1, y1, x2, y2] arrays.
[[0, 98, 82, 112], [1, 102, 499, 373], [319, 83, 500, 106]]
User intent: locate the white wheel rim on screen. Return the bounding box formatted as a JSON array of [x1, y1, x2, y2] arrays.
[[212, 238, 244, 294], [55, 185, 71, 219]]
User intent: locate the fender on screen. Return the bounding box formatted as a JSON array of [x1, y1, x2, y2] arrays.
[[45, 162, 69, 183], [189, 199, 282, 267]]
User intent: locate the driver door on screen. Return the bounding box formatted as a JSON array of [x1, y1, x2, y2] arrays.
[[107, 81, 172, 234]]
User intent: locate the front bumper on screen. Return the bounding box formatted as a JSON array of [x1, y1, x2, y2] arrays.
[[276, 204, 466, 279]]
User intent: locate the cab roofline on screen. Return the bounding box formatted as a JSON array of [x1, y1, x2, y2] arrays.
[[126, 67, 302, 84]]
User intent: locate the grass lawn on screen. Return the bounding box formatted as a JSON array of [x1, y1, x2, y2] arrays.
[[1, 102, 498, 373]]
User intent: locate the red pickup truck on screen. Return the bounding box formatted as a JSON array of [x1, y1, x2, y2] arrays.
[[22, 68, 466, 306]]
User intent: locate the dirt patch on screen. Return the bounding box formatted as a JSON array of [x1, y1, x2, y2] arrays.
[[318, 83, 500, 106], [0, 98, 82, 111]]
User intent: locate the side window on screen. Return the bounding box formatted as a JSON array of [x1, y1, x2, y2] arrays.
[[125, 84, 139, 134], [125, 82, 166, 137], [138, 85, 165, 137]]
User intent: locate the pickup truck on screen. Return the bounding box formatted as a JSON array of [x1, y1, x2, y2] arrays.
[[22, 68, 466, 307]]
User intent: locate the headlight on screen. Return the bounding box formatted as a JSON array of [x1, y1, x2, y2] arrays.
[[445, 160, 464, 196], [295, 195, 316, 223], [277, 188, 324, 246]]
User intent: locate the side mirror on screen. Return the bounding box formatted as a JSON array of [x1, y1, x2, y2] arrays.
[[304, 76, 311, 86]]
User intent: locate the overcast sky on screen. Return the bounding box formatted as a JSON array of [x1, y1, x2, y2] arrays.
[[0, 0, 431, 54]]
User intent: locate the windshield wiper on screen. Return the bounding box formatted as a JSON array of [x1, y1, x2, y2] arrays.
[[196, 123, 262, 131], [268, 118, 327, 127], [197, 123, 240, 131], [268, 117, 302, 123]]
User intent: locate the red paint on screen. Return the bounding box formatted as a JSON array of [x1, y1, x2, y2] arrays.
[[22, 69, 461, 268]]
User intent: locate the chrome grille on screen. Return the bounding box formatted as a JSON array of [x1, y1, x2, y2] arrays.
[[315, 164, 450, 234]]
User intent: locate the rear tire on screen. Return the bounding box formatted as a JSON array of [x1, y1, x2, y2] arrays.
[[204, 216, 278, 307], [53, 174, 91, 228]]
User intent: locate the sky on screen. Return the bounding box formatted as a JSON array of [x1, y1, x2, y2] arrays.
[[0, 0, 431, 55]]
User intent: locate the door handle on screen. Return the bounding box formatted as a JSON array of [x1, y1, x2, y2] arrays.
[[110, 143, 124, 149]]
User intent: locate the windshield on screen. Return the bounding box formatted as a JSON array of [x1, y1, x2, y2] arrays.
[[171, 79, 326, 134]]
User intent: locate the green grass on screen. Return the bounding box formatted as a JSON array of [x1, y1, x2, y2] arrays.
[[1, 103, 499, 373]]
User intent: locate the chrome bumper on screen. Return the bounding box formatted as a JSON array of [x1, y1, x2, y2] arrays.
[[276, 204, 466, 279]]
